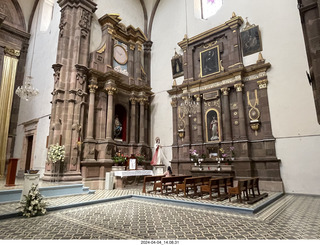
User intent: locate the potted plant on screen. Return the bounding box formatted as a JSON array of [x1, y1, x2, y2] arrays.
[[112, 151, 127, 166]]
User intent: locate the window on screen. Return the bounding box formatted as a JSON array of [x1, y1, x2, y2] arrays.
[[201, 0, 223, 19], [40, 0, 54, 32]]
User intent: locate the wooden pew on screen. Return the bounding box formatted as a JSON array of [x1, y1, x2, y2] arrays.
[[160, 175, 191, 195], [142, 175, 164, 193], [176, 176, 211, 197], [218, 176, 234, 198], [227, 178, 249, 203], [200, 177, 222, 200]]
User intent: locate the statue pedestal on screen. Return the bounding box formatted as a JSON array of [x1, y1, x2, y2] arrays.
[[153, 164, 166, 175], [21, 173, 40, 201]]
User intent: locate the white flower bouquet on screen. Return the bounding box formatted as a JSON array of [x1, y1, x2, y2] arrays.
[[18, 184, 47, 218], [47, 143, 65, 163]]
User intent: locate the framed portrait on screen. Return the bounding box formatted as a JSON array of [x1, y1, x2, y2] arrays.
[[129, 158, 137, 170], [240, 25, 262, 57], [205, 109, 221, 142], [200, 46, 220, 78], [171, 55, 183, 78]]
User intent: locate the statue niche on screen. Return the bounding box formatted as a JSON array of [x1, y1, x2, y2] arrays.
[[206, 109, 221, 142], [114, 104, 127, 141]]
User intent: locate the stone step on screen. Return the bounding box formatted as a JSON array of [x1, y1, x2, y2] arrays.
[[0, 184, 95, 203]]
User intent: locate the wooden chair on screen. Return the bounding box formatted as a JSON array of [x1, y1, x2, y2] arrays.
[[247, 178, 255, 197], [217, 176, 234, 197], [253, 177, 260, 196], [227, 179, 248, 203], [200, 178, 221, 200], [160, 175, 191, 195]]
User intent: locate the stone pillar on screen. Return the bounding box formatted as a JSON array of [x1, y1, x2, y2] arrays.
[[139, 98, 146, 144], [134, 41, 142, 85], [44, 0, 97, 182], [105, 82, 116, 141], [171, 98, 178, 145], [221, 87, 232, 141], [234, 83, 247, 140], [143, 40, 153, 86], [129, 97, 137, 144], [86, 79, 98, 139], [128, 41, 135, 85]]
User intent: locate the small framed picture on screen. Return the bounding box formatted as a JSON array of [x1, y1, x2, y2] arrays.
[[240, 25, 262, 57], [129, 158, 137, 170], [171, 55, 184, 78]]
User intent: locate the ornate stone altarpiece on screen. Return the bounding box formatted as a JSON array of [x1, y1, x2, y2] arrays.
[[168, 14, 282, 191], [44, 1, 152, 184]]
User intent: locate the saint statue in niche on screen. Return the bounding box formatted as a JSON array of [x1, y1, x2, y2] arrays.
[[207, 109, 220, 141], [114, 115, 122, 139]]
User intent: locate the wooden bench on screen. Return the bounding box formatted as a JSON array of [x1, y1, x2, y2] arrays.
[[176, 176, 211, 197], [160, 175, 192, 195], [142, 175, 164, 193], [200, 177, 222, 200]]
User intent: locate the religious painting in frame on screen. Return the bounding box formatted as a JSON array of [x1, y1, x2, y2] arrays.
[[240, 25, 262, 57], [171, 54, 183, 78], [200, 46, 221, 78], [129, 158, 137, 170], [205, 109, 221, 142]]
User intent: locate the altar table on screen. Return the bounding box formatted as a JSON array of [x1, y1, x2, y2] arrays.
[[114, 170, 153, 189]]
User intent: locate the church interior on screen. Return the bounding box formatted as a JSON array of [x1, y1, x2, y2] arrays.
[[0, 0, 320, 241]]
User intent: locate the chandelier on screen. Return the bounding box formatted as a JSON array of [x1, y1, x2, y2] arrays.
[[15, 4, 40, 101], [15, 76, 39, 101]]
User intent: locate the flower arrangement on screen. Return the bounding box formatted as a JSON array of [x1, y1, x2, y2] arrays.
[[190, 149, 199, 162], [230, 146, 235, 159], [135, 153, 145, 164], [18, 184, 47, 218], [112, 151, 127, 165], [47, 143, 65, 163]]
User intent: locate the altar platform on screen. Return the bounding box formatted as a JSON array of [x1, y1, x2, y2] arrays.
[[0, 177, 284, 220]]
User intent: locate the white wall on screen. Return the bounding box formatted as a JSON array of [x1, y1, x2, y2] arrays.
[[14, 0, 60, 176], [150, 0, 320, 195]]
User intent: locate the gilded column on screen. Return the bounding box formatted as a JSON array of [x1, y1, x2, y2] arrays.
[[129, 97, 137, 144], [0, 54, 19, 177], [234, 83, 247, 140], [221, 87, 232, 141], [87, 79, 98, 139], [105, 83, 116, 140]]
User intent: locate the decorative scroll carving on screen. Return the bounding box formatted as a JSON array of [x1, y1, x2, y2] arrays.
[[79, 9, 91, 38], [52, 64, 63, 84], [59, 10, 67, 37]]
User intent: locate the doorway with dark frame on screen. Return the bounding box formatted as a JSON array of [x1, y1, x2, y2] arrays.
[[25, 135, 33, 173]]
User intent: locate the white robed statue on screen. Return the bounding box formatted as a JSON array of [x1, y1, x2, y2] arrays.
[[150, 137, 169, 167]]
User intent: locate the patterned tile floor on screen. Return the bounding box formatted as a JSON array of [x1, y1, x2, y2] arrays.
[[0, 180, 320, 240]]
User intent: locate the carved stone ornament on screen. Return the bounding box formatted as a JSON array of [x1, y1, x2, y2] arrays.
[[79, 9, 91, 38], [75, 65, 88, 85], [59, 10, 67, 37], [52, 64, 63, 84]]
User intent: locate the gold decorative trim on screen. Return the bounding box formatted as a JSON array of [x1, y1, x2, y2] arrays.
[[234, 83, 244, 92], [97, 43, 106, 54], [4, 47, 20, 57], [257, 79, 268, 89]]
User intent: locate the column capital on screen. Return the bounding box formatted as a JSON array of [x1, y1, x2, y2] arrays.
[[234, 83, 244, 92], [171, 99, 178, 108], [88, 84, 98, 93], [105, 87, 116, 95], [130, 97, 137, 104], [257, 79, 268, 89], [221, 87, 230, 95]]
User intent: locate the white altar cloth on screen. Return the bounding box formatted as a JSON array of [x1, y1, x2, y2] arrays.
[[114, 170, 153, 177]]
